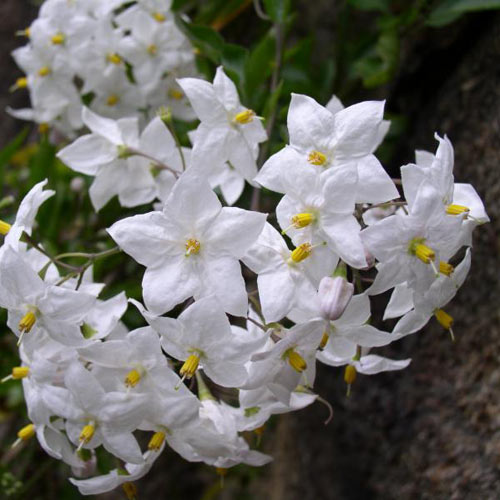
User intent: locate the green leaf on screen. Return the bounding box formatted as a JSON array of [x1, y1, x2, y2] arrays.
[[262, 0, 291, 22], [354, 25, 400, 88], [245, 31, 276, 98], [427, 0, 500, 27], [347, 0, 391, 12], [221, 43, 249, 89], [0, 127, 29, 196], [175, 17, 224, 63]]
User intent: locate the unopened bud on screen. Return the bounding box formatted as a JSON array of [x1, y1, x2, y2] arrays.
[[318, 276, 354, 321], [70, 177, 85, 193]]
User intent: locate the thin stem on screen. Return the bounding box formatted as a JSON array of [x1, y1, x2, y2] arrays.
[[167, 122, 187, 172], [365, 200, 407, 211], [126, 148, 180, 178], [24, 234, 79, 271], [247, 316, 267, 332], [253, 0, 270, 20]]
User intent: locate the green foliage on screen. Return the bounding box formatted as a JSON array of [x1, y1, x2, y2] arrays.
[[262, 0, 291, 22], [427, 0, 500, 27]]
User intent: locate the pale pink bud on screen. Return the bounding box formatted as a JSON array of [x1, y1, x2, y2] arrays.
[[318, 276, 354, 320]]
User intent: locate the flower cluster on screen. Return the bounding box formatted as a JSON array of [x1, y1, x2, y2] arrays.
[[10, 0, 197, 136], [2, 64, 488, 496]]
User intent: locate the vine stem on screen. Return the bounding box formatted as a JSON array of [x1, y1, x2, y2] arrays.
[[126, 148, 180, 178], [164, 121, 187, 171]]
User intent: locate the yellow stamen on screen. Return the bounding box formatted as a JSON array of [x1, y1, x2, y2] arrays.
[[122, 482, 137, 500], [152, 12, 166, 22], [234, 109, 255, 124], [106, 94, 119, 106], [147, 44, 157, 55], [12, 367, 30, 380], [168, 89, 184, 100], [23, 27, 31, 38], [0, 220, 11, 235], [285, 349, 307, 373], [344, 365, 356, 397], [446, 204, 469, 216], [106, 53, 122, 65], [185, 238, 201, 256], [19, 312, 36, 334], [439, 261, 454, 277], [124, 369, 141, 388], [319, 332, 329, 349], [11, 77, 28, 92], [17, 423, 35, 441], [148, 431, 166, 451], [435, 309, 453, 330], [179, 354, 200, 379], [308, 150, 327, 166], [409, 238, 435, 264], [50, 33, 65, 45], [290, 243, 312, 263], [79, 424, 95, 444], [38, 122, 49, 134], [291, 213, 315, 228], [38, 66, 51, 77]]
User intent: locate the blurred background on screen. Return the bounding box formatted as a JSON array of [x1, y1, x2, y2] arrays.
[[0, 1, 499, 499]]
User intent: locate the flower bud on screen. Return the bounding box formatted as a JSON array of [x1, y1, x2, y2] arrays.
[[318, 276, 354, 321]]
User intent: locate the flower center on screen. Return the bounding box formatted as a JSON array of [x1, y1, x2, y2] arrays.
[[185, 238, 201, 256], [106, 94, 120, 106], [308, 150, 327, 166], [38, 66, 51, 77], [148, 431, 166, 451], [446, 204, 469, 216], [147, 44, 157, 55], [122, 482, 137, 500], [234, 109, 255, 124], [79, 423, 96, 445], [284, 348, 307, 373], [179, 354, 200, 379], [124, 368, 141, 388], [106, 53, 122, 65], [319, 332, 329, 349], [289, 243, 312, 263], [292, 212, 315, 228], [152, 12, 166, 22], [408, 237, 435, 264], [439, 261, 454, 277], [19, 311, 36, 334], [51, 33, 65, 45], [168, 89, 184, 100]]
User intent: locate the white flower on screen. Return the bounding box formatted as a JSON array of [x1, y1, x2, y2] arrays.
[[392, 249, 471, 338], [137, 296, 268, 387], [0, 179, 55, 249], [108, 174, 266, 316], [0, 247, 96, 346], [178, 67, 267, 184], [256, 93, 398, 204], [401, 133, 489, 247], [276, 163, 366, 267], [361, 180, 463, 295], [242, 222, 338, 323], [42, 363, 148, 464]]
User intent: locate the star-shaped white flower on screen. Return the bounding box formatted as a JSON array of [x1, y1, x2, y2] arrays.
[[108, 174, 266, 316]]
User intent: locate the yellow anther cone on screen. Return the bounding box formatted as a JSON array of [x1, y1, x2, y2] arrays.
[[234, 109, 255, 124], [308, 150, 327, 166], [148, 431, 166, 451]]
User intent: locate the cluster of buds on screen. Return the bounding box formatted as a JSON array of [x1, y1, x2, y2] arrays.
[[10, 0, 197, 136]]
